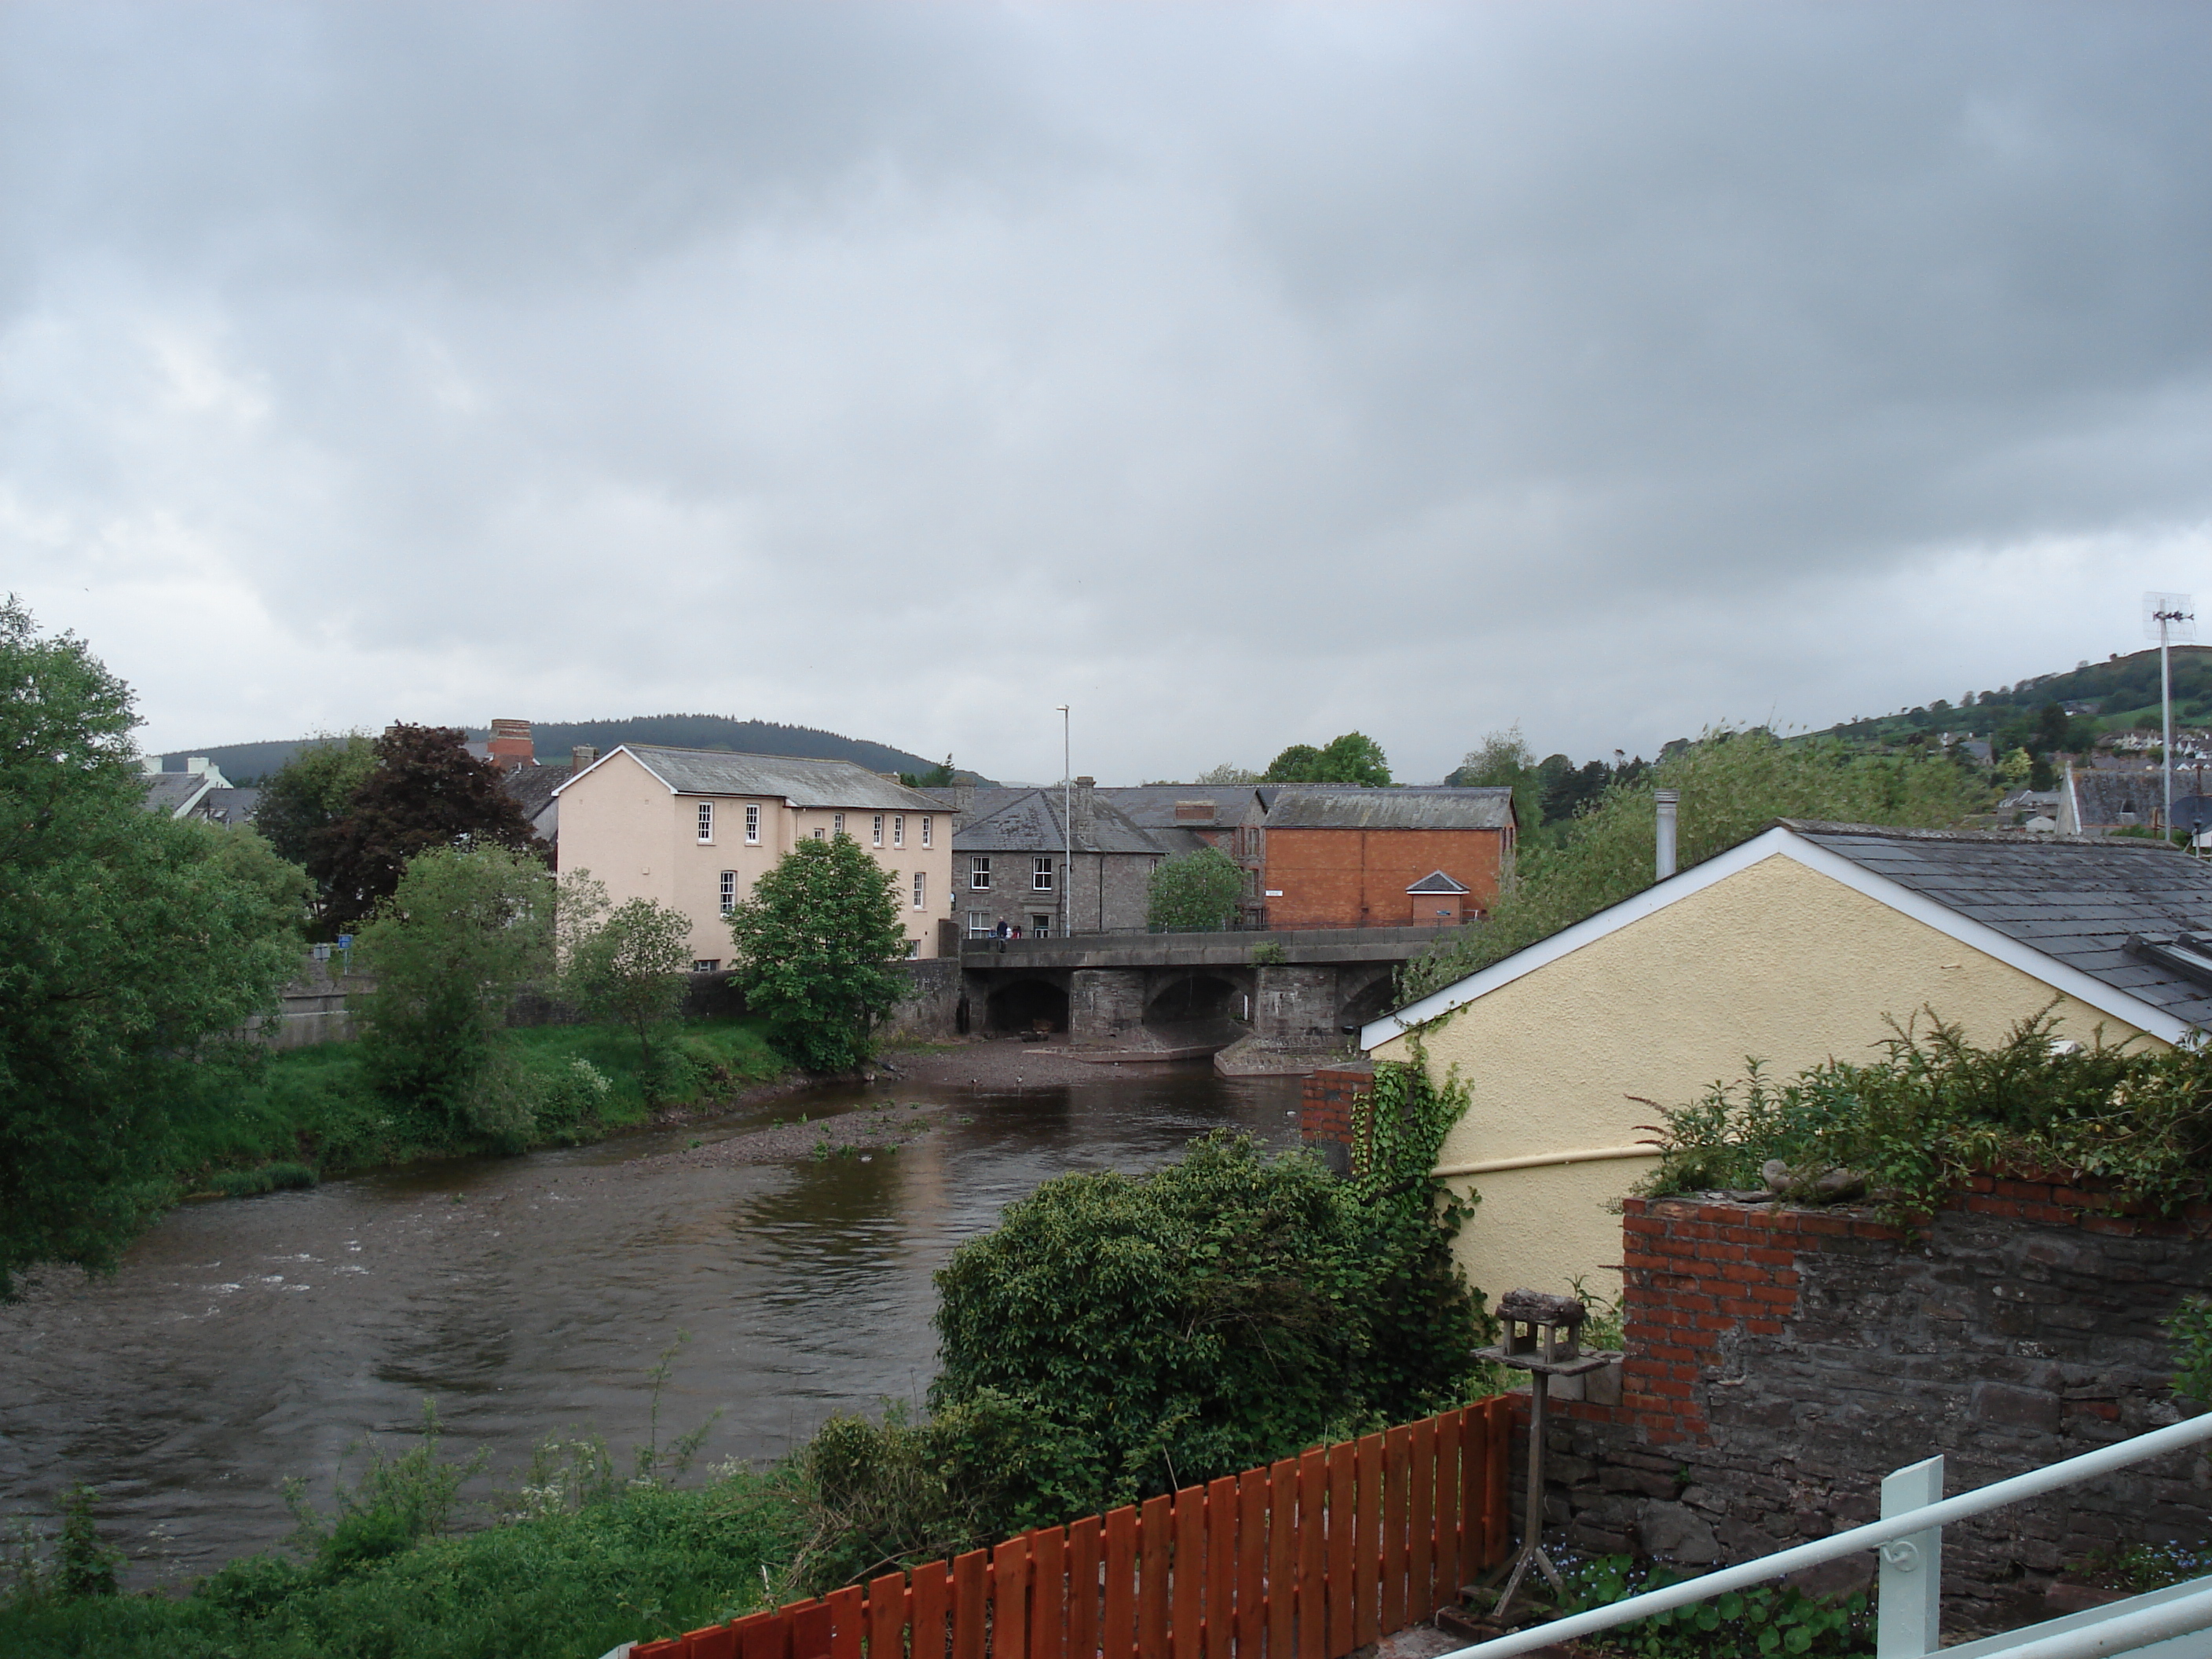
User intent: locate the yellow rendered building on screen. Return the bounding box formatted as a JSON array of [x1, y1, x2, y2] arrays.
[[1362, 822, 2212, 1308]]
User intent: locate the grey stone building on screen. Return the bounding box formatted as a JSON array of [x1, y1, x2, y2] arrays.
[[931, 779, 1176, 938]]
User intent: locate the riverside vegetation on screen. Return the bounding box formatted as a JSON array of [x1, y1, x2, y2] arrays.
[[1637, 1009, 2212, 1228], [0, 601, 917, 1297], [0, 1061, 1495, 1657]]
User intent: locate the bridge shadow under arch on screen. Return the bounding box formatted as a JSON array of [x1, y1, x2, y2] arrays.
[[1336, 970, 1400, 1035], [987, 976, 1069, 1035], [1142, 972, 1249, 1051]]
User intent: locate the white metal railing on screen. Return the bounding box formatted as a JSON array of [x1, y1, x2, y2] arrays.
[[1440, 1411, 2212, 1659]]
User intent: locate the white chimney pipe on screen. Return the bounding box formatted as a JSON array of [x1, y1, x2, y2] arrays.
[[1654, 789, 1680, 881]]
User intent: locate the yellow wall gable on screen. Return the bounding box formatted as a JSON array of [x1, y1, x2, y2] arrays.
[[1372, 849, 2152, 1307]]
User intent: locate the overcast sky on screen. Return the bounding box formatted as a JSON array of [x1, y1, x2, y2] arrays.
[[5, 2, 2210, 784]]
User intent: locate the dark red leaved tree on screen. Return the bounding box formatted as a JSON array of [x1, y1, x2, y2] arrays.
[[310, 723, 543, 931]]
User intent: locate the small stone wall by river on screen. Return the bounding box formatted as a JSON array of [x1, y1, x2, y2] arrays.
[[247, 954, 961, 1049]]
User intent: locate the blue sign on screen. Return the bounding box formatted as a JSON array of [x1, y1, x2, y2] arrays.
[[337, 934, 354, 950]]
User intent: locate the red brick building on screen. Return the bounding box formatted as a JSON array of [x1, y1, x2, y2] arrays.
[[1254, 785, 1516, 929]]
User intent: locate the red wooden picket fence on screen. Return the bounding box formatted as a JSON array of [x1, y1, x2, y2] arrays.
[[633, 1397, 1514, 1659]]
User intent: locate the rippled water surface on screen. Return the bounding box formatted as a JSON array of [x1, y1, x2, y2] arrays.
[[0, 1063, 1301, 1586]]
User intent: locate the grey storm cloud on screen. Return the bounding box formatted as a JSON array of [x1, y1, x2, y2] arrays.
[[3, 2, 2210, 782]]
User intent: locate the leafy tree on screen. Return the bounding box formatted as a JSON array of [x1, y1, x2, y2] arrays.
[[255, 732, 377, 876], [1451, 727, 1533, 785], [1998, 747, 2034, 786], [569, 896, 694, 1070], [1263, 732, 1392, 786], [0, 599, 303, 1298], [1193, 763, 1259, 786], [726, 836, 907, 1071], [1146, 847, 1246, 932], [928, 1059, 1481, 1527], [1541, 758, 1614, 823], [353, 844, 555, 1134], [310, 724, 541, 933], [1449, 728, 1545, 844], [1400, 728, 1990, 1002], [1313, 731, 1391, 786], [899, 756, 958, 789], [1262, 743, 1323, 782]]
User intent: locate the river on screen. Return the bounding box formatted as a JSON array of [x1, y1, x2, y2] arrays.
[[0, 1062, 1302, 1589]]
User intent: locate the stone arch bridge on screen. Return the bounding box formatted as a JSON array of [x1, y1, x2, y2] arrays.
[[956, 925, 1463, 1070]]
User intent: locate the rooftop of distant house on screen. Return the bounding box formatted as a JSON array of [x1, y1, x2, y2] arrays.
[[558, 743, 943, 811]]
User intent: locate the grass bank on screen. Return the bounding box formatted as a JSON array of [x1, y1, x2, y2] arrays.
[[0, 1473, 807, 1659], [174, 1016, 789, 1191]]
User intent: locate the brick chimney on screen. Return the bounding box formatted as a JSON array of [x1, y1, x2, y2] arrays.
[[487, 719, 535, 772], [1071, 775, 1096, 846]]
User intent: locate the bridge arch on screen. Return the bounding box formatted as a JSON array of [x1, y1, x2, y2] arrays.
[[986, 976, 1070, 1035], [1141, 969, 1252, 1049], [1335, 968, 1400, 1035]]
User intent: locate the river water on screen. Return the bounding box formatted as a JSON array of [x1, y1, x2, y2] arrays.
[[0, 1063, 1302, 1588]]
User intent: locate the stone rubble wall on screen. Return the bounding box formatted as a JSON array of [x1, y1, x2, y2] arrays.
[[1531, 1181, 2212, 1629]]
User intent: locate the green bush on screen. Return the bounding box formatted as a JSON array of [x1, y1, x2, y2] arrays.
[[1638, 1008, 2212, 1227], [162, 1017, 779, 1187], [1146, 848, 1246, 932], [0, 1475, 805, 1659], [727, 837, 908, 1073], [0, 1368, 804, 1659], [782, 1397, 1076, 1595], [206, 1163, 319, 1199], [353, 845, 556, 1131], [1558, 1556, 1870, 1657], [2069, 1540, 2212, 1594], [1, 1485, 124, 1606], [927, 1054, 1484, 1532], [2165, 1296, 2212, 1407]]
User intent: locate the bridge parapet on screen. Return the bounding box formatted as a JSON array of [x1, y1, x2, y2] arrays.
[[958, 923, 1463, 970]]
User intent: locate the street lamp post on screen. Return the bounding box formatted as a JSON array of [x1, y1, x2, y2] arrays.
[[2147, 594, 2197, 841], [1056, 705, 1071, 939]]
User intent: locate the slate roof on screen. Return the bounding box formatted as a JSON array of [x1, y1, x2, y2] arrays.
[[201, 786, 259, 826], [1788, 821, 2212, 1031], [502, 761, 572, 822], [1102, 785, 1262, 829], [1259, 785, 1516, 831], [1406, 870, 1470, 894], [140, 771, 212, 818], [563, 745, 941, 811], [953, 789, 1168, 856], [2067, 766, 2163, 830]]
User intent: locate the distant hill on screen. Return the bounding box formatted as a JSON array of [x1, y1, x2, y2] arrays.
[[157, 716, 980, 784], [1819, 646, 2212, 744]]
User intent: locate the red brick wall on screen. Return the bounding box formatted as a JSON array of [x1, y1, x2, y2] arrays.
[[1262, 827, 1507, 928], [1300, 1066, 1369, 1150]]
